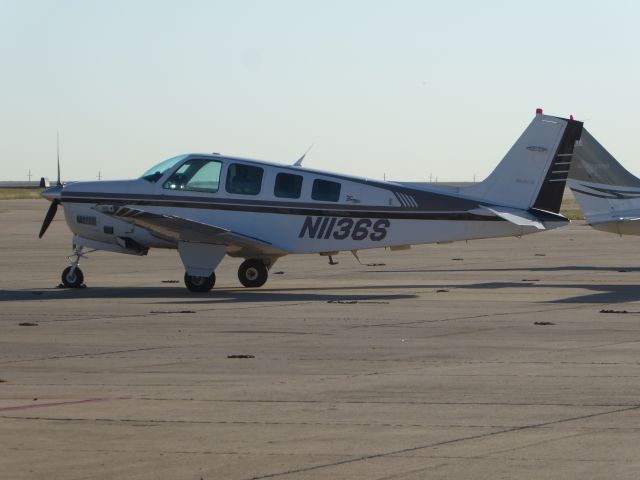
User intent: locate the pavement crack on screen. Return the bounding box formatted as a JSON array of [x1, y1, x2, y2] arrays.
[[242, 404, 640, 479], [347, 305, 591, 329], [0, 346, 174, 365]]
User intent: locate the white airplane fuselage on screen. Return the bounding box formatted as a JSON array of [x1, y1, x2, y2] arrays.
[[60, 161, 545, 256]]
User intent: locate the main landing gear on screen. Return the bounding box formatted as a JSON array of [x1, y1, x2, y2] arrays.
[[237, 259, 269, 288], [182, 259, 268, 292], [61, 246, 86, 288], [184, 272, 216, 293]]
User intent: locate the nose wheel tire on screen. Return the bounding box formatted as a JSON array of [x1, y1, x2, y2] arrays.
[[61, 266, 84, 288], [238, 259, 268, 288], [184, 272, 216, 292]]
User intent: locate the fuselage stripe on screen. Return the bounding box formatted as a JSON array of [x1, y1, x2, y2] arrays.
[[61, 194, 506, 221]]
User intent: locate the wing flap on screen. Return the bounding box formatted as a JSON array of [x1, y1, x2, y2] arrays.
[[96, 205, 288, 256]]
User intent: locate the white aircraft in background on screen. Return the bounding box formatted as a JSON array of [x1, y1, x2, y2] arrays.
[[39, 109, 583, 292], [569, 129, 640, 235]]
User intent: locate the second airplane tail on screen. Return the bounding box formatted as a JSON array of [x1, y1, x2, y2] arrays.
[[568, 129, 640, 232]]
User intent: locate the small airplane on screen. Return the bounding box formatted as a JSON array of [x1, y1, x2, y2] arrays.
[[39, 109, 583, 292], [568, 128, 640, 235]]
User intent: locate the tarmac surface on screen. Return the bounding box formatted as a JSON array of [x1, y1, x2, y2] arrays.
[[1, 199, 640, 479]]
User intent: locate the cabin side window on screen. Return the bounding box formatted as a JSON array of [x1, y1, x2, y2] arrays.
[[226, 163, 264, 195], [312, 179, 341, 202], [163, 159, 222, 193], [274, 172, 303, 199]]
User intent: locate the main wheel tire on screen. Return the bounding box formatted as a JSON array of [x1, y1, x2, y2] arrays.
[[184, 272, 216, 293], [238, 259, 268, 288], [61, 266, 84, 288]]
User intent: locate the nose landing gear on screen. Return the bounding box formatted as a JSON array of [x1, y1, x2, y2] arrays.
[[60, 246, 86, 288]]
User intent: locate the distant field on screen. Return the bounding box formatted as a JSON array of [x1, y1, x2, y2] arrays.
[[560, 209, 584, 220], [559, 197, 584, 220], [0, 188, 43, 200]]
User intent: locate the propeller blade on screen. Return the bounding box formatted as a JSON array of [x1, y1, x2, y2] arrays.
[[39, 199, 59, 238]]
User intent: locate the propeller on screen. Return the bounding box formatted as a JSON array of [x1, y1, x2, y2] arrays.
[[39, 199, 59, 238], [39, 131, 63, 238]]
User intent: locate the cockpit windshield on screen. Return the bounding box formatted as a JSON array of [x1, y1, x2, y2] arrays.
[[140, 155, 188, 183]]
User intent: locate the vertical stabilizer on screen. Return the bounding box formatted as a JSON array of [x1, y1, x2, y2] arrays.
[[463, 111, 583, 213], [569, 129, 640, 188]]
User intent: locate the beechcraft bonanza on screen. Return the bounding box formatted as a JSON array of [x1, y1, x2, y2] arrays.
[[39, 109, 583, 292], [568, 128, 640, 235]]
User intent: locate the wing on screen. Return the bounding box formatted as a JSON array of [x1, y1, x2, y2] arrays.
[[96, 205, 289, 257]]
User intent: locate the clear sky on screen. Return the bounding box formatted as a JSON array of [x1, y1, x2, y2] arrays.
[[2, 0, 639, 182]]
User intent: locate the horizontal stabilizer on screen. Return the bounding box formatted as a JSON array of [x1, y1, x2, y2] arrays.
[[578, 211, 640, 235], [586, 213, 640, 225], [472, 206, 545, 230]]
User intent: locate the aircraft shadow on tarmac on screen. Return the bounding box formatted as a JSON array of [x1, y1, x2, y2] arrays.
[[0, 278, 639, 304], [452, 281, 640, 304], [363, 265, 640, 274], [0, 287, 417, 304], [357, 265, 640, 303]]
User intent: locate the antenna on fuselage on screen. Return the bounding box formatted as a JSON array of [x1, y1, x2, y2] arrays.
[[293, 144, 314, 167], [56, 131, 61, 186]]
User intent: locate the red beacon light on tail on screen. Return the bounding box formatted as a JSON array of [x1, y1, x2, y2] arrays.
[[536, 108, 543, 115]]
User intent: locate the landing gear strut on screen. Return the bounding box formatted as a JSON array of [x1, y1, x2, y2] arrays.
[[184, 272, 216, 293], [238, 259, 268, 288], [61, 246, 85, 288]]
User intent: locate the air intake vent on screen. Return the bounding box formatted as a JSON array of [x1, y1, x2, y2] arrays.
[[76, 215, 97, 226]]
